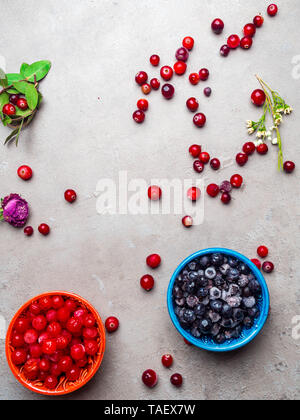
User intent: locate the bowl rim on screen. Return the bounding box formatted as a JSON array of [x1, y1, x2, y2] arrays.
[[5, 291, 106, 396], [167, 248, 270, 352]]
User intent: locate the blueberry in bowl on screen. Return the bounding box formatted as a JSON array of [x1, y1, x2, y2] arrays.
[[167, 248, 270, 352]]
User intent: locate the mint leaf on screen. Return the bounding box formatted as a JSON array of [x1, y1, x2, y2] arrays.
[[23, 60, 51, 82], [25, 84, 38, 110]]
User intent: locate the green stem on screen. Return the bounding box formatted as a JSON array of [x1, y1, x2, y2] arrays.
[[0, 208, 3, 221]]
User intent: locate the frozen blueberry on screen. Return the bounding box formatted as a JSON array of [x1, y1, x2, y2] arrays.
[[211, 253, 224, 266], [210, 287, 222, 300], [183, 309, 196, 323], [191, 327, 201, 338], [188, 271, 199, 281], [214, 333, 226, 344], [220, 318, 234, 329], [186, 281, 196, 294], [199, 255, 211, 268], [243, 316, 254, 329], [249, 279, 261, 295], [197, 269, 205, 277], [200, 296, 210, 306], [173, 286, 183, 298], [226, 296, 242, 308], [220, 263, 230, 275], [227, 268, 240, 281], [228, 284, 240, 296], [188, 261, 198, 271], [197, 287, 209, 298], [214, 274, 225, 287], [238, 263, 250, 275], [238, 275, 249, 288], [205, 267, 217, 280], [199, 318, 212, 334], [242, 287, 251, 298], [233, 308, 244, 322], [231, 325, 243, 338], [242, 296, 256, 308], [208, 310, 221, 323], [224, 330, 235, 340], [186, 295, 199, 308], [222, 303, 233, 318], [175, 298, 186, 306], [210, 299, 223, 313], [176, 274, 184, 284], [194, 303, 206, 317], [248, 307, 260, 319], [210, 323, 221, 336], [228, 257, 239, 267], [197, 277, 208, 287]]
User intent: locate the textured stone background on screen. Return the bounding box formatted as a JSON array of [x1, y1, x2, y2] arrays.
[[0, 0, 299, 400]]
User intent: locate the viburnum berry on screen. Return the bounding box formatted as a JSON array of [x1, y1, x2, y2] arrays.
[[137, 99, 148, 112], [230, 174, 243, 188], [189, 73, 200, 85], [142, 369, 158, 388], [244, 23, 256, 37], [251, 259, 261, 269], [257, 245, 269, 258], [64, 189, 77, 203], [189, 144, 201, 158], [267, 4, 278, 17], [193, 113, 206, 128], [253, 15, 264, 28], [256, 143, 268, 155], [182, 36, 194, 50], [105, 316, 119, 333], [199, 152, 210, 164], [16, 98, 28, 110], [227, 34, 240, 49], [236, 152, 248, 166], [148, 185, 162, 201], [206, 184, 220, 197], [2, 103, 16, 116], [140, 274, 155, 291], [240, 36, 253, 50], [186, 97, 199, 112], [187, 187, 201, 201], [133, 110, 145, 124], [135, 71, 148, 85], [243, 142, 256, 155], [146, 253, 161, 268], [161, 354, 173, 368], [283, 161, 295, 173], [251, 89, 266, 106], [17, 165, 33, 180], [150, 54, 160, 66], [150, 78, 160, 90], [38, 223, 50, 236], [160, 66, 173, 81], [173, 61, 187, 75]]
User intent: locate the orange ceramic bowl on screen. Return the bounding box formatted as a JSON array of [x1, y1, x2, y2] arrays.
[[6, 291, 106, 396]]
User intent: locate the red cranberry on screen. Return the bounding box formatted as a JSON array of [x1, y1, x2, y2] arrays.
[[24, 226, 34, 236], [150, 54, 160, 66], [140, 274, 155, 291], [142, 369, 158, 388], [160, 66, 173, 81], [71, 344, 85, 361], [29, 302, 41, 315], [236, 152, 248, 166], [39, 296, 52, 311], [243, 142, 256, 155], [45, 375, 58, 389], [17, 165, 32, 180], [11, 333, 25, 347], [83, 314, 96, 328], [283, 161, 295, 173], [204, 87, 212, 97], [66, 317, 82, 334], [24, 329, 38, 344], [199, 152, 210, 164], [83, 326, 98, 340], [148, 185, 162, 201], [251, 259, 261, 269], [58, 355, 73, 372], [30, 343, 43, 358], [221, 192, 231, 204], [9, 94, 20, 105], [220, 181, 232, 193], [161, 354, 173, 368], [193, 160, 204, 173], [193, 113, 206, 128], [220, 45, 230, 57], [16, 98, 28, 110], [135, 71, 148, 85], [187, 187, 201, 201], [133, 109, 145, 124], [64, 189, 77, 203], [65, 299, 77, 313], [161, 83, 175, 99], [47, 309, 58, 323], [105, 316, 119, 333], [146, 253, 161, 268], [253, 15, 264, 27], [227, 34, 240, 49], [137, 99, 148, 111], [38, 223, 50, 236], [262, 261, 274, 273], [267, 4, 278, 16], [256, 143, 268, 155], [206, 184, 220, 198], [175, 47, 189, 62], [251, 89, 266, 106], [32, 315, 47, 331], [14, 317, 30, 333], [42, 338, 57, 355], [56, 335, 69, 350], [67, 366, 81, 382], [210, 158, 220, 170], [174, 61, 187, 75], [182, 215, 193, 228], [150, 78, 160, 90], [240, 36, 253, 49], [2, 103, 16, 116], [230, 174, 243, 188], [189, 73, 200, 85], [141, 83, 151, 95], [47, 321, 62, 338], [189, 144, 201, 158], [12, 349, 27, 365], [39, 358, 51, 372], [211, 18, 224, 34], [170, 373, 183, 387], [84, 340, 99, 356], [182, 36, 194, 50], [257, 245, 268, 258], [186, 97, 199, 112], [199, 68, 209, 81], [244, 23, 256, 37]]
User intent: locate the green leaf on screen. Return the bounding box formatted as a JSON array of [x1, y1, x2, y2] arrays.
[[5, 88, 19, 94], [0, 68, 8, 87], [20, 63, 29, 77], [23, 60, 51, 82], [25, 83, 38, 110], [0, 92, 9, 110], [6, 73, 23, 84], [15, 107, 32, 118], [4, 127, 19, 145], [37, 92, 43, 107], [15, 118, 24, 147], [2, 116, 12, 126], [13, 81, 29, 94]]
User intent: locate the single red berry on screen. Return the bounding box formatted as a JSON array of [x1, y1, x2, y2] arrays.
[[52, 295, 64, 309], [182, 215, 193, 228], [267, 4, 278, 16], [137, 99, 148, 112], [193, 113, 206, 128], [189, 144, 201, 158], [71, 344, 85, 361], [251, 89, 266, 106], [14, 317, 30, 333], [39, 358, 51, 372], [253, 15, 264, 27], [38, 223, 50, 236], [135, 71, 148, 85], [65, 299, 77, 313], [150, 78, 160, 90], [256, 143, 268, 155], [16, 98, 28, 110], [56, 335, 69, 350], [9, 94, 20, 105], [38, 331, 51, 345], [58, 355, 73, 372], [193, 160, 205, 173], [46, 309, 58, 323], [174, 61, 187, 75], [227, 34, 240, 49], [283, 161, 295, 173], [161, 354, 173, 368], [82, 326, 98, 340], [150, 54, 160, 66], [175, 47, 189, 62], [240, 36, 253, 49], [262, 261, 274, 273], [74, 308, 87, 321], [170, 373, 183, 387], [141, 83, 151, 95], [160, 66, 173, 81], [64, 189, 77, 203], [32, 315, 47, 331], [199, 152, 210, 164], [42, 338, 57, 355], [148, 185, 162, 201], [105, 316, 119, 333], [29, 302, 41, 315], [207, 184, 220, 198], [12, 348, 27, 365], [67, 366, 81, 382], [84, 340, 99, 356], [257, 246, 269, 258], [187, 187, 201, 201], [47, 321, 62, 338], [44, 375, 58, 389], [24, 329, 38, 344], [161, 83, 175, 99], [204, 87, 212, 97], [17, 165, 32, 180], [140, 274, 155, 291], [66, 317, 82, 334], [244, 23, 256, 37], [210, 158, 220, 170], [186, 97, 199, 112], [199, 68, 209, 81], [189, 73, 200, 85], [220, 45, 230, 57], [221, 192, 231, 204], [24, 226, 34, 236], [251, 259, 261, 269], [83, 314, 96, 328], [29, 343, 43, 358], [146, 253, 161, 268], [39, 296, 52, 311], [236, 152, 248, 166], [230, 174, 243, 188], [182, 36, 194, 50], [211, 18, 224, 34], [133, 109, 145, 124], [2, 103, 16, 116], [11, 333, 25, 347], [142, 369, 158, 388], [243, 142, 256, 155]]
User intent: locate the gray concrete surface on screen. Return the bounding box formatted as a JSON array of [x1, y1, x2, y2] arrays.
[[0, 0, 299, 400]]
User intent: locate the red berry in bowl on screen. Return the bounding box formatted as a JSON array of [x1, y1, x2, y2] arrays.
[[24, 226, 34, 236], [211, 18, 224, 34], [199, 68, 209, 81], [135, 71, 148, 85], [204, 87, 212, 97], [186, 97, 199, 112], [12, 348, 27, 365], [230, 174, 243, 188], [283, 161, 295, 173], [244, 23, 256, 37], [199, 152, 210, 164], [146, 254, 161, 268], [38, 223, 50, 236], [17, 165, 32, 180], [150, 54, 160, 66], [137, 99, 148, 111], [67, 366, 81, 382], [64, 189, 77, 203], [39, 358, 51, 372], [140, 274, 155, 291], [39, 296, 52, 311], [30, 343, 43, 358], [71, 344, 85, 361], [251, 89, 266, 106], [182, 36, 194, 50], [189, 144, 201, 158], [42, 338, 57, 355], [56, 335, 69, 350], [175, 47, 189, 62], [189, 73, 200, 85], [251, 259, 261, 269], [14, 317, 30, 333], [182, 215, 193, 228], [206, 184, 220, 197], [161, 83, 175, 99], [187, 187, 201, 201], [170, 373, 183, 387], [52, 295, 64, 309], [133, 110, 145, 124], [161, 354, 173, 368], [193, 113, 206, 127], [141, 83, 151, 95], [47, 321, 62, 338], [243, 142, 256, 155], [267, 4, 278, 16], [227, 34, 240, 49], [220, 45, 230, 57], [148, 185, 162, 201], [256, 143, 268, 155], [193, 160, 204, 173], [32, 315, 47, 331], [46, 309, 58, 323], [257, 245, 268, 258], [253, 15, 264, 27], [9, 94, 20, 105], [11, 333, 25, 348], [83, 326, 98, 340], [65, 299, 77, 313], [66, 317, 82, 334], [210, 158, 220, 170], [236, 152, 248, 166], [3, 103, 16, 116], [160, 66, 173, 81], [83, 314, 96, 328], [150, 78, 160, 90], [262, 261, 274, 273], [84, 340, 99, 356], [58, 355, 73, 372], [142, 369, 158, 388], [240, 36, 253, 50], [16, 98, 28, 110], [221, 192, 231, 204], [174, 61, 187, 75], [24, 329, 38, 344], [105, 316, 119, 333]]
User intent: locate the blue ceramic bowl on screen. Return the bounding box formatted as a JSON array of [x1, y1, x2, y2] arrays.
[[167, 248, 270, 352]]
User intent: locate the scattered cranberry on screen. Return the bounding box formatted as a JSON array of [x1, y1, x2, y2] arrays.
[[251, 259, 261, 269], [170, 373, 183, 387], [253, 15, 264, 27], [135, 71, 148, 85], [257, 245, 269, 258], [16, 98, 28, 110], [182, 215, 193, 228], [141, 83, 151, 95], [133, 109, 145, 124], [210, 158, 221, 170], [142, 369, 158, 388], [161, 83, 175, 99], [9, 94, 20, 105], [2, 103, 16, 116], [137, 99, 148, 112], [240, 36, 253, 49], [256, 143, 268, 155], [283, 161, 295, 173], [189, 73, 200, 85], [199, 68, 209, 81], [193, 113, 206, 128], [244, 23, 256, 37], [175, 47, 189, 62], [207, 184, 220, 198], [189, 144, 201, 158], [174, 61, 187, 75], [230, 174, 243, 188], [160, 66, 173, 81], [38, 223, 50, 236], [221, 192, 231, 204], [182, 36, 194, 50], [105, 316, 119, 333], [148, 185, 162, 201], [211, 18, 224, 34], [17, 165, 32, 180], [161, 354, 173, 368], [243, 142, 256, 155], [220, 45, 230, 57], [140, 274, 155, 291], [186, 97, 199, 112], [150, 54, 160, 66], [204, 87, 212, 97], [193, 160, 204, 173], [267, 4, 278, 16], [251, 89, 266, 106], [187, 187, 201, 201], [150, 78, 160, 90], [220, 180, 232, 193], [24, 226, 34, 236], [262, 261, 274, 273], [146, 253, 161, 268], [236, 152, 248, 166], [227, 34, 240, 49], [64, 189, 77, 203], [199, 152, 210, 164]]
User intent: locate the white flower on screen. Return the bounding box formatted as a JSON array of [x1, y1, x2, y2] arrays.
[[246, 120, 253, 128], [265, 131, 272, 138], [271, 138, 278, 145], [284, 107, 293, 114], [254, 139, 263, 147], [277, 107, 284, 113], [248, 128, 254, 134]]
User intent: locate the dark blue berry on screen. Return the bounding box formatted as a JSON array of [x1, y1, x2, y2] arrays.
[[238, 263, 250, 274], [249, 279, 261, 295], [194, 303, 206, 317], [199, 255, 211, 268], [197, 287, 208, 298], [186, 295, 199, 308], [214, 333, 226, 344], [211, 253, 224, 266], [243, 317, 254, 329], [233, 308, 244, 322], [183, 309, 196, 323], [191, 327, 201, 338], [222, 303, 233, 318], [227, 268, 240, 281], [248, 307, 260, 319], [228, 257, 239, 267], [210, 299, 223, 313], [205, 267, 217, 279], [199, 318, 212, 334]]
